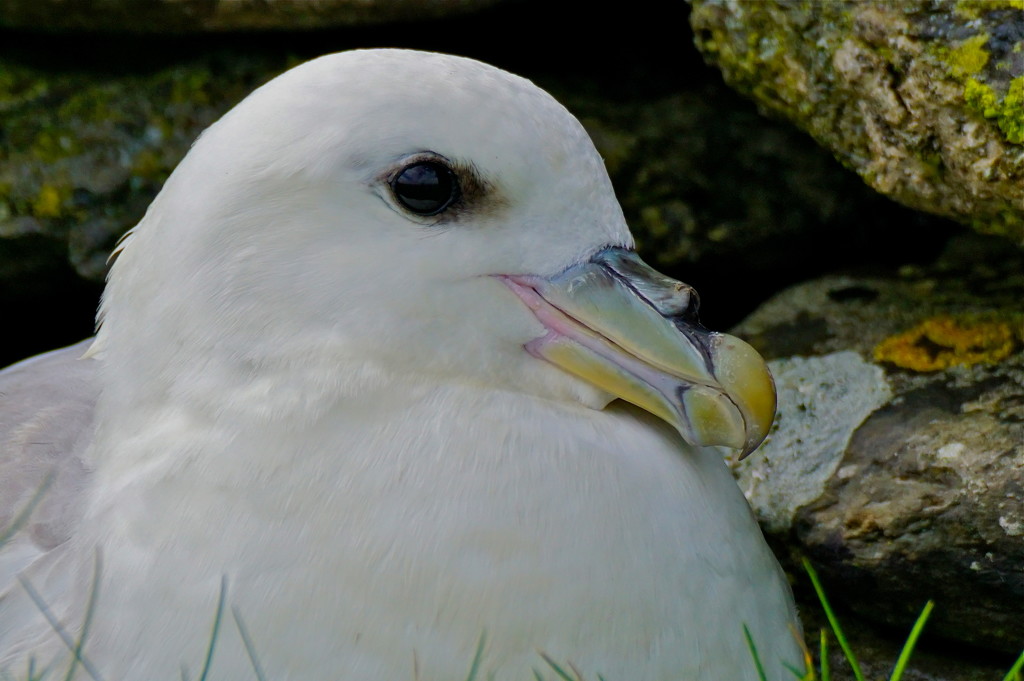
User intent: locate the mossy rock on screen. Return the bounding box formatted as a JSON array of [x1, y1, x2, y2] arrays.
[[0, 52, 290, 281], [0, 0, 503, 32], [689, 0, 1024, 244]]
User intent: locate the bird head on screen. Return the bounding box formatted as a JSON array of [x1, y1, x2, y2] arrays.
[[96, 49, 774, 456]]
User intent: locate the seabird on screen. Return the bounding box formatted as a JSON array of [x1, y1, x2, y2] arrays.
[[0, 49, 802, 680]]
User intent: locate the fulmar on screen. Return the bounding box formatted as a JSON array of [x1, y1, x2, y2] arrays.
[[0, 49, 803, 681]]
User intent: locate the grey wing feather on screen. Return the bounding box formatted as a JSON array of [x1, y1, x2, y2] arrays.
[[0, 339, 97, 583]]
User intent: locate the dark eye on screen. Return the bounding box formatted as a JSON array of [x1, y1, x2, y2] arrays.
[[391, 161, 460, 216]]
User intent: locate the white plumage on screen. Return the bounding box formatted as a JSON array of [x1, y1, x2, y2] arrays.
[[0, 49, 802, 680]]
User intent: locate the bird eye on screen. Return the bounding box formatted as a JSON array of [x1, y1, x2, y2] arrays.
[[391, 161, 460, 216]]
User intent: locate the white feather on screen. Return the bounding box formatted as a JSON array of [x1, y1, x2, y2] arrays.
[[1, 49, 800, 681]]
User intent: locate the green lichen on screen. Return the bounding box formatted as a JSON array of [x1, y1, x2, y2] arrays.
[[31, 184, 69, 219], [998, 76, 1024, 143], [963, 75, 1024, 144], [29, 129, 82, 163], [170, 69, 212, 106], [58, 84, 132, 128], [690, 2, 854, 125], [0, 63, 49, 113], [971, 206, 1024, 237], [955, 0, 1024, 18], [131, 148, 170, 183], [947, 33, 991, 77], [964, 78, 1000, 116], [918, 149, 946, 182], [938, 25, 1024, 145]]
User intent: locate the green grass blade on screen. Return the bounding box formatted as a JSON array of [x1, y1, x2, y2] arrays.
[[784, 662, 807, 680], [17, 575, 105, 681], [820, 628, 829, 681], [743, 624, 769, 681], [1002, 649, 1024, 681], [61, 551, 102, 681], [889, 600, 933, 681], [464, 632, 486, 681], [231, 606, 267, 681], [538, 653, 577, 681], [196, 575, 228, 681], [0, 473, 55, 547], [803, 558, 864, 681]]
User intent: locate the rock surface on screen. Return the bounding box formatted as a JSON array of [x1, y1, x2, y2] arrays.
[[732, 233, 1024, 653], [689, 0, 1024, 243], [0, 0, 503, 32], [561, 86, 938, 284]]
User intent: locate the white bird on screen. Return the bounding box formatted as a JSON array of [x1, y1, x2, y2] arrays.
[[0, 49, 803, 681]]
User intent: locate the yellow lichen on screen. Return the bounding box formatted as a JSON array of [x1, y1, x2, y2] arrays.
[[131, 148, 166, 182], [30, 129, 80, 163], [998, 76, 1024, 143], [956, 0, 1024, 18], [170, 69, 211, 106], [874, 317, 1017, 372], [688, 1, 847, 123], [964, 77, 1000, 116], [32, 185, 65, 218], [947, 33, 991, 77], [963, 75, 1024, 144]]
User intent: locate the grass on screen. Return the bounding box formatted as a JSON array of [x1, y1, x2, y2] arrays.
[[744, 558, 1024, 681], [3, 490, 1023, 680]]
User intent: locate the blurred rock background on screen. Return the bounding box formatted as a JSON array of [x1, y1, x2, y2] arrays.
[[1, 1, 1021, 679]]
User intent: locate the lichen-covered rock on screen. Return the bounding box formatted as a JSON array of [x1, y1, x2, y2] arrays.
[[0, 0, 502, 32], [0, 54, 289, 281], [734, 352, 892, 534], [562, 86, 923, 281], [731, 233, 1024, 653], [0, 52, 300, 366], [688, 0, 1024, 243]]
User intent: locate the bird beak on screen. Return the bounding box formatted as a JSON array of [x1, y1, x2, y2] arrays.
[[501, 247, 775, 457]]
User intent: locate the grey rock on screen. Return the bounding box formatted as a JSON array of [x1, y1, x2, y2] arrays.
[[0, 0, 503, 32], [0, 55, 285, 281], [688, 0, 1024, 243], [734, 352, 892, 534], [732, 234, 1024, 653], [560, 86, 922, 279]]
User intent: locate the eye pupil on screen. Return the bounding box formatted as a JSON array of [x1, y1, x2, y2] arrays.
[[392, 161, 459, 216]]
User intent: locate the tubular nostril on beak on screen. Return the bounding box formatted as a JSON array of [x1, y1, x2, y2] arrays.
[[676, 286, 701, 325], [592, 247, 703, 321]]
